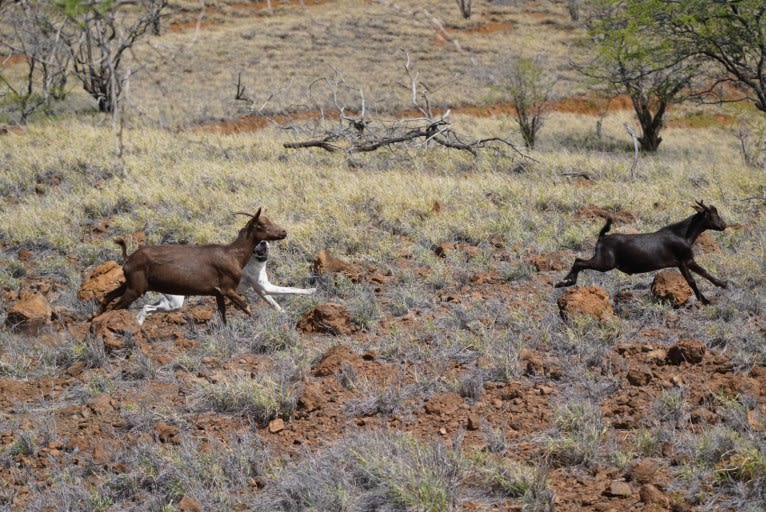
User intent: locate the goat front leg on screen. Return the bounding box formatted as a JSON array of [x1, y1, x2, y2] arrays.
[[678, 262, 710, 305], [217, 287, 252, 316], [688, 260, 728, 288]]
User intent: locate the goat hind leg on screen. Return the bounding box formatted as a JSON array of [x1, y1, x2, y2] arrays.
[[556, 255, 613, 287], [214, 293, 228, 325]]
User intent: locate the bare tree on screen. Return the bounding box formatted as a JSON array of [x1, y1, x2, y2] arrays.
[[456, 0, 471, 19], [60, 0, 167, 113], [0, 1, 71, 122]]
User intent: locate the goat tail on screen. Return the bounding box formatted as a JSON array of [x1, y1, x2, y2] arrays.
[[598, 217, 613, 238], [113, 237, 129, 261]]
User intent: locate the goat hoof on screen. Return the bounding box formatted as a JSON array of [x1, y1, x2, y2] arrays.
[[554, 280, 572, 288], [719, 281, 729, 289]]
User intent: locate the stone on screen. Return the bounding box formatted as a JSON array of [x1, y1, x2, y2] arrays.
[[666, 339, 706, 365], [90, 310, 143, 351], [6, 291, 52, 332], [466, 413, 482, 431], [268, 418, 285, 433], [605, 480, 633, 498], [313, 250, 362, 281], [78, 260, 125, 302], [557, 285, 614, 323], [297, 303, 353, 335], [639, 484, 670, 507], [651, 270, 692, 306], [154, 422, 180, 444]]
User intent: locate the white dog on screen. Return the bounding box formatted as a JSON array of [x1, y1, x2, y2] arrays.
[[136, 241, 316, 325]]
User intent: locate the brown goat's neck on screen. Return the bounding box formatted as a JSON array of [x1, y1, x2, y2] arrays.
[[228, 235, 257, 268]]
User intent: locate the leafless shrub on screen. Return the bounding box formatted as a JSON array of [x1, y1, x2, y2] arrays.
[[275, 54, 525, 159], [0, 1, 70, 122], [492, 54, 555, 150]]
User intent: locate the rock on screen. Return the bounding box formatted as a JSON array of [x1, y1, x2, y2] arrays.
[[666, 339, 706, 365], [313, 250, 362, 281], [178, 495, 202, 512], [6, 291, 52, 332], [557, 285, 614, 323], [651, 270, 692, 306], [694, 232, 720, 253], [153, 422, 180, 444], [466, 413, 481, 431], [626, 369, 652, 386], [78, 260, 124, 302], [605, 480, 633, 498], [268, 418, 285, 433], [424, 392, 463, 417], [627, 459, 660, 484], [297, 303, 353, 335], [90, 310, 143, 351], [298, 380, 324, 412], [87, 394, 115, 415], [311, 345, 363, 377], [639, 484, 669, 507]]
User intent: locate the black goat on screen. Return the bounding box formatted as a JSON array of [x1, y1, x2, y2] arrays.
[[555, 201, 728, 304]]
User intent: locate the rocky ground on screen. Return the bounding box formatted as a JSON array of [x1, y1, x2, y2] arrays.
[[2, 219, 763, 511]]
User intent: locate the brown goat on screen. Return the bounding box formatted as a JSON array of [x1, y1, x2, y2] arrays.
[[101, 208, 287, 323]]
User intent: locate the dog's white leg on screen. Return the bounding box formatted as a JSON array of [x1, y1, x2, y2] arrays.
[[137, 294, 185, 325]]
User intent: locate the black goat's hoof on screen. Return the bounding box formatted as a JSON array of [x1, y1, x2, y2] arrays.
[[554, 280, 573, 288]]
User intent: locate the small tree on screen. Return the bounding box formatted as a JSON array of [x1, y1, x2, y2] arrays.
[[577, 0, 700, 152], [57, 0, 167, 113], [502, 55, 553, 150], [456, 0, 471, 19], [0, 1, 71, 122]]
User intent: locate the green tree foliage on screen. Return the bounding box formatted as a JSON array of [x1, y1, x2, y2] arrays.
[[578, 0, 701, 152], [655, 0, 766, 113]]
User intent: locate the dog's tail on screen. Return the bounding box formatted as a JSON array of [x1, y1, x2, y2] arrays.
[[598, 217, 613, 239]]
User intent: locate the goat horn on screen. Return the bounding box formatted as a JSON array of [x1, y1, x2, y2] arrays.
[[233, 211, 254, 218]]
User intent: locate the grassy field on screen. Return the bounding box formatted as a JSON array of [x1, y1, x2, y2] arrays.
[[1, 0, 765, 510]]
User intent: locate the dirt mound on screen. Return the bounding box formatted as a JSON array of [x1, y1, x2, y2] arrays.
[[78, 260, 124, 303], [651, 270, 693, 306], [557, 285, 614, 323]]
